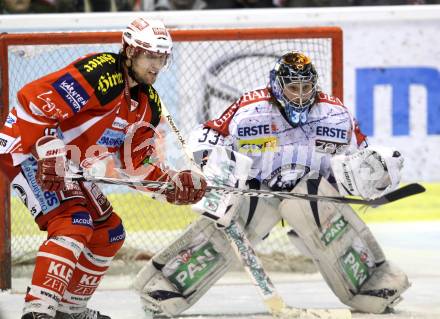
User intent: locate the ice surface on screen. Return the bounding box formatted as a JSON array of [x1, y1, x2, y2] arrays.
[[1, 222, 439, 319]]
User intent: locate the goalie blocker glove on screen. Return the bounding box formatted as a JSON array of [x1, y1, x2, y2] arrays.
[[32, 136, 67, 192]]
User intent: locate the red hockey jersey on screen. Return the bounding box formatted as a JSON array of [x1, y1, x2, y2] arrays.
[[0, 52, 165, 180]]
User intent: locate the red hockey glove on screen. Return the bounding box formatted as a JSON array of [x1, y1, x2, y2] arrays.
[[165, 170, 207, 205], [32, 136, 67, 192]]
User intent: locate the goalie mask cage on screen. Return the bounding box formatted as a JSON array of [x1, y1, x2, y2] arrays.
[[0, 27, 342, 290]]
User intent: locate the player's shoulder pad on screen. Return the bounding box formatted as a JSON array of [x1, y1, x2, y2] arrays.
[[73, 52, 124, 106], [204, 88, 272, 136], [315, 91, 345, 107], [143, 84, 162, 128]]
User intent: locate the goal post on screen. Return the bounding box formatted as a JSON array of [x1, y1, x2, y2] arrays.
[[0, 26, 342, 290]]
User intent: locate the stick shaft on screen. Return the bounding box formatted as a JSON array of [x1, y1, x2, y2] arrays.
[[223, 220, 288, 314], [67, 174, 424, 207]]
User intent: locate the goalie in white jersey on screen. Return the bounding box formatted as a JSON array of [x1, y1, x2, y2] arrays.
[[133, 51, 410, 316]]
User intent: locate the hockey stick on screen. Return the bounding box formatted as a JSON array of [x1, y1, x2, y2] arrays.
[[67, 174, 425, 207], [159, 104, 351, 318]]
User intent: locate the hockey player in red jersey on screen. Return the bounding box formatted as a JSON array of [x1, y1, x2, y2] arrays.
[[0, 18, 206, 319]]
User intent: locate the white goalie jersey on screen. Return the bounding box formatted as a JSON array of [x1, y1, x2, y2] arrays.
[[191, 87, 366, 191]]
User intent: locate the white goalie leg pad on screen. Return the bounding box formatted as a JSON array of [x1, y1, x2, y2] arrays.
[[133, 217, 236, 317], [279, 176, 410, 314]]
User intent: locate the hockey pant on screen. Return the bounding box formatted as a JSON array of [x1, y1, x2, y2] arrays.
[[6, 156, 125, 317]]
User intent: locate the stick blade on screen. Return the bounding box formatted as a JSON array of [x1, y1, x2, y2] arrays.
[[370, 183, 426, 206], [304, 308, 352, 319], [275, 307, 351, 319]]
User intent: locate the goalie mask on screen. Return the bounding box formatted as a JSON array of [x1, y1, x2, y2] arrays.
[[269, 51, 318, 127]]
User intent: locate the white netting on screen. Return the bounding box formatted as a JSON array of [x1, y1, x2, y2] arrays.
[[5, 30, 337, 277]]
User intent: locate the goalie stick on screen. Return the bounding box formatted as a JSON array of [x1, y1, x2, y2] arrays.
[[67, 174, 425, 207]]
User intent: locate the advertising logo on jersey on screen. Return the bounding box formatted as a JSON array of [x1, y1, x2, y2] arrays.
[[52, 73, 90, 113], [111, 117, 129, 130], [21, 157, 60, 214], [315, 140, 348, 155], [97, 128, 126, 148], [237, 124, 271, 137], [35, 91, 70, 120], [74, 53, 124, 106], [239, 89, 271, 105], [97, 72, 124, 96], [72, 212, 93, 228], [238, 137, 277, 154], [315, 123, 348, 143], [315, 122, 350, 154], [79, 53, 116, 74], [108, 223, 125, 243]]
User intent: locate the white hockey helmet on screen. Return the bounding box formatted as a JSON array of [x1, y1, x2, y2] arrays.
[[122, 18, 173, 55]]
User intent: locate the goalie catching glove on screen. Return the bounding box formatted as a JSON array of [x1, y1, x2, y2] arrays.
[[32, 135, 67, 192], [164, 170, 207, 205], [331, 146, 404, 199]]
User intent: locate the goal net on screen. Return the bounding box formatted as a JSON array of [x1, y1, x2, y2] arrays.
[[0, 27, 342, 289]]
